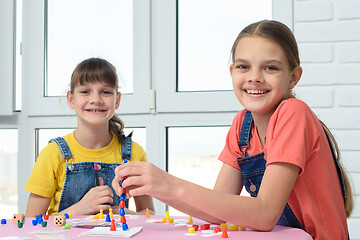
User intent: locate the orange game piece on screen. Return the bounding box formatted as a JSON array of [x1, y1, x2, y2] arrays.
[[110, 219, 116, 231], [221, 227, 228, 238], [145, 208, 150, 218]]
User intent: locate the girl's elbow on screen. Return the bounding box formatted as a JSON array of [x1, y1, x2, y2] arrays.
[[255, 215, 278, 232]]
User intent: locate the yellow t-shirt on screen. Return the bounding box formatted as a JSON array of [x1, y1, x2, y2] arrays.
[[25, 131, 147, 215]]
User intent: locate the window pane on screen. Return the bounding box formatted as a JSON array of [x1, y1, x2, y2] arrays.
[[177, 0, 272, 92], [0, 129, 18, 219], [167, 126, 228, 216], [46, 0, 133, 96]]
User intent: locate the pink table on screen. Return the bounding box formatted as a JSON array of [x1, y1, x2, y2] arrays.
[[0, 215, 313, 239]]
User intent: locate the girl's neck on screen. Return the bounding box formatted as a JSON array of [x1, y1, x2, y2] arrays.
[[252, 112, 272, 147], [74, 124, 113, 150]]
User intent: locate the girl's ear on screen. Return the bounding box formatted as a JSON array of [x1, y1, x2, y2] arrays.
[[67, 91, 75, 109], [229, 64, 234, 75], [115, 92, 121, 109], [289, 66, 303, 90]]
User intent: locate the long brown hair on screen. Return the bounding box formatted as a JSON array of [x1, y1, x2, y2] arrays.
[[231, 20, 353, 217], [70, 57, 126, 144]]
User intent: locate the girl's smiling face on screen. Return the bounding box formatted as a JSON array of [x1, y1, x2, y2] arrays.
[[230, 36, 302, 118], [67, 81, 121, 128]]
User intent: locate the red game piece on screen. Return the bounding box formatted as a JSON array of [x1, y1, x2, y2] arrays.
[[221, 228, 228, 238], [120, 215, 127, 223], [110, 219, 116, 231], [119, 199, 125, 208], [43, 215, 49, 220], [214, 227, 221, 233], [192, 224, 199, 231]]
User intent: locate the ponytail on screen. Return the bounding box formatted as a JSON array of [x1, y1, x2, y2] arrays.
[[109, 114, 126, 145], [320, 120, 354, 217]]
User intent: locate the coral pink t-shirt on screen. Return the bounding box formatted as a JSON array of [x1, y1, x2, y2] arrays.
[[219, 98, 348, 240]]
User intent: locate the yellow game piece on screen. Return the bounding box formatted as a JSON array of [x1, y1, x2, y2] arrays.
[[145, 208, 150, 218], [240, 225, 247, 231], [188, 227, 195, 233], [161, 217, 167, 223], [229, 224, 239, 231], [168, 218, 174, 224], [165, 211, 170, 220], [187, 216, 193, 224], [220, 223, 227, 230], [99, 209, 104, 219], [68, 213, 72, 218], [93, 213, 99, 219], [109, 208, 113, 219]]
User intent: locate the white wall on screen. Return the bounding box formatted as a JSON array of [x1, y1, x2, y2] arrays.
[[293, 0, 360, 238]]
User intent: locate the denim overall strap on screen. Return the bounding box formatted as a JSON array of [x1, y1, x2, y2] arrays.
[[121, 137, 132, 160], [50, 137, 73, 159], [236, 111, 303, 229], [238, 110, 253, 149]]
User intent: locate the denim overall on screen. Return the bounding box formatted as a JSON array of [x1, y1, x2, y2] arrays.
[[236, 110, 347, 229], [50, 136, 132, 213]]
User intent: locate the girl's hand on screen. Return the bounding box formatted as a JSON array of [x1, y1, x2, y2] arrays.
[[112, 161, 180, 201], [74, 177, 114, 215]]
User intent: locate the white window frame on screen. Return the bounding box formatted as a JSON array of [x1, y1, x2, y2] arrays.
[[0, 0, 15, 115], [154, 0, 294, 113], [23, 0, 151, 116]]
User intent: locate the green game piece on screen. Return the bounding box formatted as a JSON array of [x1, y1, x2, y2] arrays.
[[62, 223, 72, 229], [17, 222, 23, 228], [41, 221, 47, 227]]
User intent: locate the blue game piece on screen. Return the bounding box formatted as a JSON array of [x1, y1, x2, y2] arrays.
[[120, 178, 126, 187], [1, 219, 6, 224], [105, 214, 111, 223], [119, 208, 125, 216], [32, 219, 38, 226], [120, 193, 126, 201], [38, 218, 43, 224], [64, 213, 69, 219], [122, 222, 129, 231]]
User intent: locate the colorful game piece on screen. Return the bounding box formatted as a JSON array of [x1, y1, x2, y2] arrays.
[[120, 215, 127, 223], [54, 215, 66, 227], [62, 223, 72, 229], [229, 224, 239, 230], [221, 227, 228, 238], [220, 223, 227, 230], [41, 221, 47, 227], [120, 178, 126, 187], [214, 227, 221, 233], [165, 211, 170, 220], [1, 219, 6, 224], [168, 218, 174, 224], [192, 225, 199, 231], [188, 227, 195, 233], [110, 219, 116, 231], [106, 214, 111, 223], [161, 217, 167, 223], [17, 222, 23, 228], [37, 217, 43, 224], [109, 208, 114, 219], [43, 215, 49, 220], [240, 225, 247, 231], [12, 214, 25, 224], [99, 209, 104, 219], [120, 193, 126, 201], [93, 213, 100, 219], [32, 219, 38, 226], [122, 222, 129, 231], [64, 213, 69, 219], [145, 208, 150, 218], [119, 199, 125, 208], [187, 215, 193, 224], [123, 160, 128, 164], [119, 208, 125, 216], [68, 213, 72, 218]]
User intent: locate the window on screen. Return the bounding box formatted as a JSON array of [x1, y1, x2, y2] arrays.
[[46, 0, 133, 96], [0, 129, 18, 219]]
